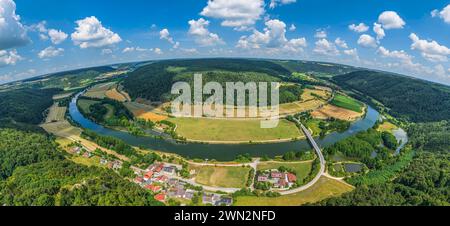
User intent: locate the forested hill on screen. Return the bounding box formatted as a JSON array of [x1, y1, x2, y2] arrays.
[[0, 129, 163, 206], [333, 71, 450, 122], [0, 88, 61, 131], [123, 59, 293, 102]]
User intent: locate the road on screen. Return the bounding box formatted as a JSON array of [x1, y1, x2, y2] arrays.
[[279, 119, 326, 195]]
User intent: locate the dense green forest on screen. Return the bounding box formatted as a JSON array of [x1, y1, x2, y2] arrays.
[[333, 71, 450, 122], [316, 120, 449, 206], [275, 60, 357, 77], [0, 88, 61, 132], [0, 129, 162, 206], [123, 59, 298, 103]]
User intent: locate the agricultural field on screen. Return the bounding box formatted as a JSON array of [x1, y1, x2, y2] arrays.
[[40, 121, 82, 138], [192, 165, 251, 188], [167, 117, 302, 142], [77, 99, 100, 113], [82, 82, 116, 99], [105, 88, 128, 102], [52, 92, 74, 100], [377, 121, 398, 132], [257, 161, 313, 183], [234, 177, 354, 206], [330, 94, 364, 113], [279, 88, 332, 115], [312, 104, 364, 121], [124, 102, 168, 122], [45, 104, 67, 123]]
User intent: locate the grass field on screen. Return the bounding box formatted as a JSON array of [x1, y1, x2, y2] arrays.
[[330, 94, 364, 113], [257, 161, 313, 182], [279, 88, 331, 115], [168, 118, 302, 142], [193, 166, 251, 188], [377, 121, 398, 132], [234, 177, 354, 206], [77, 99, 100, 113]]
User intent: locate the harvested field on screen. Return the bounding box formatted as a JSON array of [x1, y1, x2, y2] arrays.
[[312, 104, 364, 121], [279, 89, 331, 115], [45, 104, 67, 123], [105, 88, 127, 102], [83, 82, 115, 99]]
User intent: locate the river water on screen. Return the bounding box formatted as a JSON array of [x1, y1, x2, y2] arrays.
[[69, 93, 381, 161]]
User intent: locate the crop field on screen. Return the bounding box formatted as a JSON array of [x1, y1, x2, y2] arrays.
[[377, 121, 398, 132], [83, 82, 116, 99], [234, 177, 354, 206], [124, 102, 168, 122], [193, 165, 251, 188], [279, 88, 331, 115], [312, 104, 364, 121], [330, 94, 364, 113], [106, 88, 128, 102], [167, 117, 302, 142], [41, 121, 82, 138], [257, 161, 313, 183], [45, 104, 67, 123]]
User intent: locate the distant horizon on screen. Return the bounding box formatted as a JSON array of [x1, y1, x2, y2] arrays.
[[1, 0, 449, 85], [3, 57, 449, 88]]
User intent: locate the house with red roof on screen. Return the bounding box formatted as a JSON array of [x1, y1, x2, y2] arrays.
[[154, 193, 166, 202], [287, 173, 297, 183], [144, 171, 154, 181], [134, 177, 144, 184], [271, 172, 284, 179], [145, 184, 162, 193]]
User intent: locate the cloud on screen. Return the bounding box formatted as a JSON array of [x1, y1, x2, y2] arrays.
[[0, 68, 36, 84], [101, 49, 113, 55], [154, 48, 163, 55], [200, 0, 264, 30], [409, 33, 450, 62], [122, 47, 151, 53], [335, 38, 348, 49], [0, 49, 22, 66], [313, 39, 339, 56], [160, 28, 180, 49], [269, 0, 296, 9], [289, 24, 296, 31], [71, 16, 122, 48], [377, 46, 413, 62], [357, 34, 377, 48], [343, 48, 359, 60], [48, 29, 68, 45], [0, 0, 30, 50], [348, 23, 369, 33], [314, 29, 327, 39], [373, 23, 385, 40], [159, 28, 174, 44], [188, 18, 224, 46], [431, 4, 450, 24], [378, 11, 405, 29], [38, 46, 64, 58], [236, 19, 307, 53]]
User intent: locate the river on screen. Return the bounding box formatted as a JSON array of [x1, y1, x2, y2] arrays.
[[69, 93, 381, 161]]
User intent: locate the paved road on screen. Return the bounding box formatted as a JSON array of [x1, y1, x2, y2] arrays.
[[279, 119, 326, 195]]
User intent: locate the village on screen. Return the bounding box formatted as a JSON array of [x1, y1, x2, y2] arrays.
[[255, 169, 298, 190], [68, 144, 234, 206]]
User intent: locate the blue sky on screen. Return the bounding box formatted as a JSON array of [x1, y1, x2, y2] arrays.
[[1, 0, 450, 85]]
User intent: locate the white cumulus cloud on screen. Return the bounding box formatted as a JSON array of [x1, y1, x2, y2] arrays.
[[349, 23, 369, 33], [335, 38, 348, 49], [71, 16, 122, 49], [48, 29, 68, 45], [0, 0, 29, 50], [358, 34, 377, 48], [409, 33, 450, 62], [38, 46, 64, 58], [0, 49, 22, 66], [431, 5, 450, 24], [269, 0, 296, 9], [200, 0, 264, 30], [378, 11, 405, 29], [188, 18, 224, 46], [236, 19, 307, 53], [313, 39, 339, 56], [373, 23, 385, 40]]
